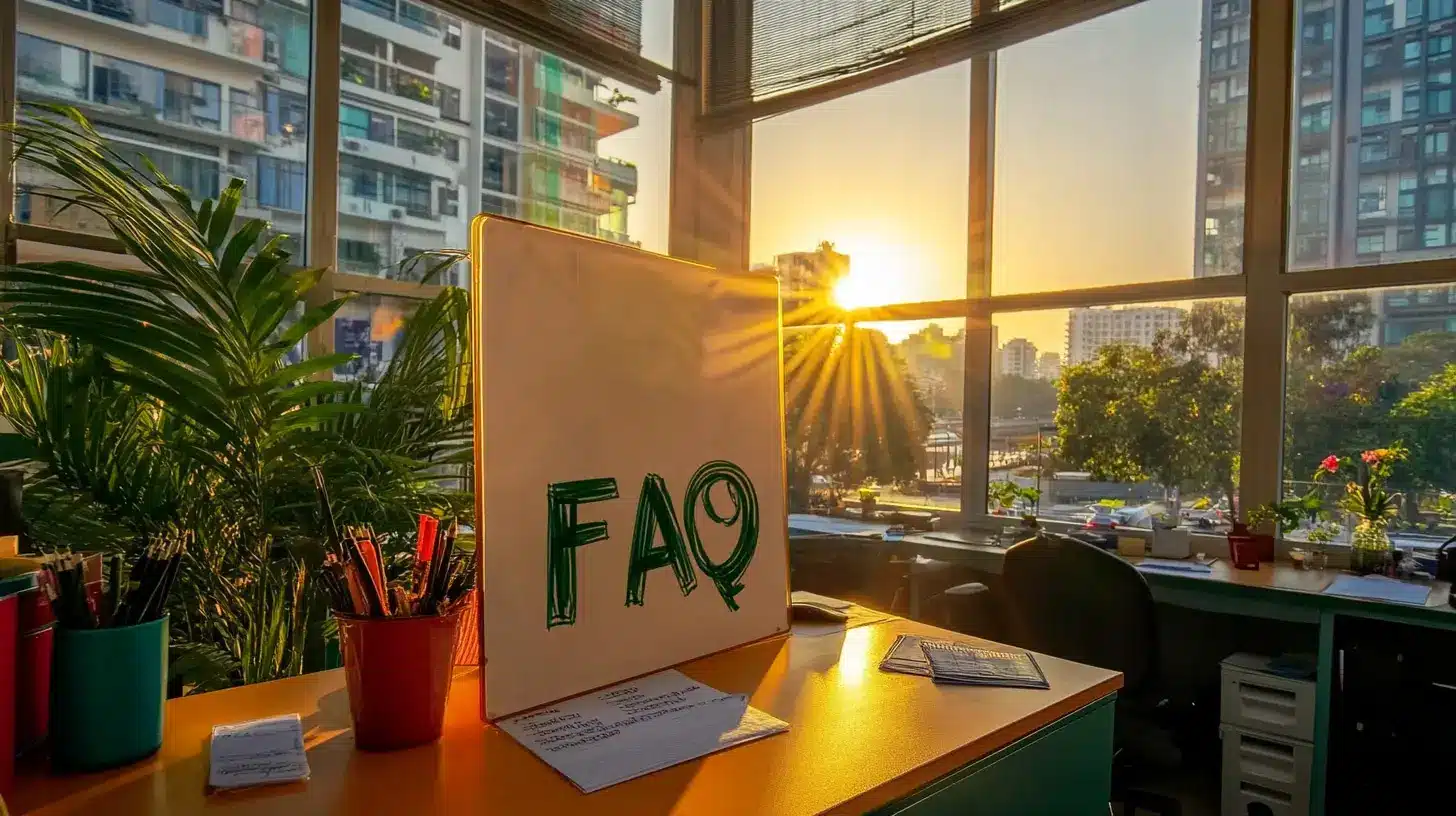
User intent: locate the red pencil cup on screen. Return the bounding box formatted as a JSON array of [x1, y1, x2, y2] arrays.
[[337, 607, 465, 751], [1229, 534, 1262, 570]]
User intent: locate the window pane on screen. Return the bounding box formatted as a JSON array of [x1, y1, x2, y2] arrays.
[[335, 0, 671, 291], [785, 319, 966, 519], [16, 0, 311, 249], [1291, 0, 1456, 269], [1284, 288, 1456, 547], [993, 0, 1247, 295], [752, 66, 971, 305], [991, 300, 1244, 529]]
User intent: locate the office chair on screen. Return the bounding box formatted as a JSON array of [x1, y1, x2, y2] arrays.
[[998, 533, 1182, 816]]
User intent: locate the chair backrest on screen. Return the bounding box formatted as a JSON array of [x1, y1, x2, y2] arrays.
[[1000, 533, 1158, 694]]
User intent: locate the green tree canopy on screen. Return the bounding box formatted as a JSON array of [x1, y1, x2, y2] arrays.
[[783, 325, 933, 510]]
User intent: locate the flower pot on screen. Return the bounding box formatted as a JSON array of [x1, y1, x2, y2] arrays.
[[1350, 520, 1393, 575], [338, 607, 464, 751], [1228, 533, 1261, 570], [50, 616, 168, 772]]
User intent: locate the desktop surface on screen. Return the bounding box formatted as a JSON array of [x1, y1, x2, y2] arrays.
[[12, 618, 1122, 816]]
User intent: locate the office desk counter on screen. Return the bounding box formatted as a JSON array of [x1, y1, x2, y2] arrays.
[[11, 618, 1122, 816], [899, 534, 1455, 816]]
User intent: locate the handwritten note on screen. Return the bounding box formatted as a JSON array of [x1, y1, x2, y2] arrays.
[[497, 670, 788, 793], [209, 714, 310, 790]]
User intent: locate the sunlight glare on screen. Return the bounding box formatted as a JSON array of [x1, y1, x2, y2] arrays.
[[831, 239, 913, 310]]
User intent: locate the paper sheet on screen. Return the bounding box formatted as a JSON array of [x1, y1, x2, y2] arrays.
[[1322, 574, 1432, 606], [497, 670, 788, 793], [789, 590, 853, 610], [209, 714, 310, 790]]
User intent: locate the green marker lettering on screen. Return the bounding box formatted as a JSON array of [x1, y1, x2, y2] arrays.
[[546, 477, 619, 628], [625, 473, 698, 606], [682, 460, 760, 611]]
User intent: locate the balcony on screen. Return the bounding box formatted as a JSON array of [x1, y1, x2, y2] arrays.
[[35, 0, 266, 64], [341, 0, 442, 54], [342, 55, 460, 120], [595, 157, 638, 196], [340, 132, 456, 181]]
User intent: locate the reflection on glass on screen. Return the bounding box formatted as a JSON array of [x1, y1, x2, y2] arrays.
[[784, 320, 966, 517], [991, 301, 1244, 530], [1283, 287, 1456, 548], [1290, 0, 1456, 269], [332, 0, 669, 287], [333, 294, 417, 381], [15, 0, 313, 247]]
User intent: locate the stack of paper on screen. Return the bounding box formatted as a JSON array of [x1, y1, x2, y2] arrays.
[[497, 670, 788, 793], [879, 634, 934, 676], [919, 640, 1050, 689], [209, 714, 310, 790]]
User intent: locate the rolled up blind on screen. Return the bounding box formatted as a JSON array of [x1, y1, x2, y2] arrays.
[[703, 0, 1147, 128], [435, 0, 671, 92]]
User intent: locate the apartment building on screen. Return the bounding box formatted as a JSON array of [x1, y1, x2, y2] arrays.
[[1064, 305, 1185, 365], [14, 0, 642, 291]]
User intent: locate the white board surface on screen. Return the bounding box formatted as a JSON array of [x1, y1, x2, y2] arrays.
[[470, 216, 789, 720]]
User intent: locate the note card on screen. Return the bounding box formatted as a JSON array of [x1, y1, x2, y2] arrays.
[[209, 714, 310, 790], [497, 670, 788, 793]]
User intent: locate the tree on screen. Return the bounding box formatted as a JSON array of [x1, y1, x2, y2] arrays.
[[1056, 333, 1241, 512], [991, 374, 1058, 419], [1393, 362, 1456, 493], [783, 325, 933, 511]]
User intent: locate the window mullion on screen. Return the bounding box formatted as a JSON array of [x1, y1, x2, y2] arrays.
[[307, 0, 343, 361], [1239, 0, 1296, 527]]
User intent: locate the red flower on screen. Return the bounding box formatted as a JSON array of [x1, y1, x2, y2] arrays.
[[1361, 450, 1381, 465], [1320, 455, 1340, 474]]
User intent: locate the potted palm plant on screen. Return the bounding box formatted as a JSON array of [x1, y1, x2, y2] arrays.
[[0, 104, 473, 690]]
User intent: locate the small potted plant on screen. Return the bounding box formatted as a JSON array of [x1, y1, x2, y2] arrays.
[[858, 483, 878, 520], [1334, 445, 1407, 574]]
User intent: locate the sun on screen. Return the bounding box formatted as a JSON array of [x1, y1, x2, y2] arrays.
[[831, 239, 913, 310]]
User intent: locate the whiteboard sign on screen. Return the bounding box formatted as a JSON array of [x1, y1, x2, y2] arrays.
[[470, 217, 789, 720]]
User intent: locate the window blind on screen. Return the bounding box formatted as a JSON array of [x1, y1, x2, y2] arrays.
[[704, 0, 1149, 127], [434, 0, 670, 91]]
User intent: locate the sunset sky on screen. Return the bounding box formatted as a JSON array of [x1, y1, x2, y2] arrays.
[[603, 0, 1212, 355], [748, 0, 1209, 352]]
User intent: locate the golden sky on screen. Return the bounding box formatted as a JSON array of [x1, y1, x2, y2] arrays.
[[748, 0, 1207, 353]]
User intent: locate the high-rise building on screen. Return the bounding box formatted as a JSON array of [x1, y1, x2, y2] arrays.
[[1035, 351, 1061, 381], [1193, 0, 1251, 279], [14, 0, 642, 292], [1064, 305, 1185, 365], [774, 243, 850, 306], [1197, 0, 1456, 342], [999, 338, 1038, 378]]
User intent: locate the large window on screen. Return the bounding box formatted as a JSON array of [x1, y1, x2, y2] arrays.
[[992, 0, 1248, 292], [784, 320, 967, 516], [15, 0, 311, 247], [752, 65, 971, 307], [1292, 0, 1456, 269], [991, 301, 1244, 529], [1284, 287, 1456, 545]]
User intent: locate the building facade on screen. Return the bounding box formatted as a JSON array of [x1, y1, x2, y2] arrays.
[[774, 243, 850, 306], [1064, 305, 1185, 365], [1196, 0, 1456, 342], [14, 0, 642, 291], [1035, 351, 1061, 381], [998, 338, 1038, 378]]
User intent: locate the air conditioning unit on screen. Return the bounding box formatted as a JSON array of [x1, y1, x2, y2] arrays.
[[344, 139, 361, 150], [391, 208, 405, 220]]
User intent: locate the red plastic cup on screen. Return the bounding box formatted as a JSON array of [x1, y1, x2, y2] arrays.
[[0, 593, 18, 795], [337, 607, 464, 751]]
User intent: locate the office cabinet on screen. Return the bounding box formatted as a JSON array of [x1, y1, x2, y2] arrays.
[[1327, 616, 1456, 816]]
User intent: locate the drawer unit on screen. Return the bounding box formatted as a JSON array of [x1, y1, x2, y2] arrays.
[[1219, 653, 1316, 744], [1219, 725, 1311, 816]]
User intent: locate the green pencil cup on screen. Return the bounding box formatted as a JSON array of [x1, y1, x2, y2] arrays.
[[49, 615, 168, 772]]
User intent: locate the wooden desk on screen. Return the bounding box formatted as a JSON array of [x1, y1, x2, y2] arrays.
[[11, 618, 1122, 815]]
